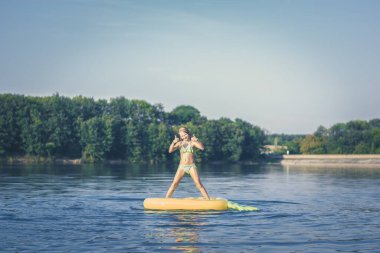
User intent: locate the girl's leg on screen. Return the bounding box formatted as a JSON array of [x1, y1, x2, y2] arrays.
[[165, 168, 186, 198], [189, 167, 210, 200]]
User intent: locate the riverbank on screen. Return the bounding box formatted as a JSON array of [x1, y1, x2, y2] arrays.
[[0, 156, 263, 166], [1, 156, 82, 165], [2, 154, 380, 166], [281, 154, 380, 167]]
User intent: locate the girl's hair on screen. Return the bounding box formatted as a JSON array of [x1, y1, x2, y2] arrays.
[[178, 127, 190, 135]]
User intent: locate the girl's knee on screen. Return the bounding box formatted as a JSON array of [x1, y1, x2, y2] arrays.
[[195, 181, 203, 189]]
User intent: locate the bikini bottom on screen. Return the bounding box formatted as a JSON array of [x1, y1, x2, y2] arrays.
[[179, 164, 196, 175]]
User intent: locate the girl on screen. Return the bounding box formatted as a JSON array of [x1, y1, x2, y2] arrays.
[[165, 127, 210, 200]]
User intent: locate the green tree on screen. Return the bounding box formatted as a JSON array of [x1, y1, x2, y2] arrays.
[[370, 128, 380, 154], [300, 135, 325, 154], [199, 119, 239, 161], [107, 116, 127, 159], [198, 120, 220, 161], [354, 142, 370, 154], [43, 94, 81, 157], [20, 98, 49, 156], [129, 99, 165, 124], [72, 95, 105, 120], [0, 94, 25, 155], [169, 105, 202, 124], [235, 118, 265, 160], [369, 119, 380, 129], [314, 125, 328, 138], [146, 122, 171, 163], [124, 120, 143, 163], [109, 97, 131, 119], [344, 120, 370, 153], [326, 123, 346, 153], [284, 137, 302, 154], [80, 116, 114, 162]]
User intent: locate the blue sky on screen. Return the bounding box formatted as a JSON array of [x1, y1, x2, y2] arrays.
[[1, 0, 379, 134]]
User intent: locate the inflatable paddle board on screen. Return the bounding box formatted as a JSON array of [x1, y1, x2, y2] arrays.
[[144, 197, 228, 211]]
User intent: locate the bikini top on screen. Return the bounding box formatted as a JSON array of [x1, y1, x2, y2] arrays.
[[180, 142, 194, 154]]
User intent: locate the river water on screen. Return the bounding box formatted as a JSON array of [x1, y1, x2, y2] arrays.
[[1, 163, 379, 252]]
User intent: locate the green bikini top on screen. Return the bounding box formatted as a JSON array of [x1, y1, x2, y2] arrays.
[[180, 142, 194, 154]]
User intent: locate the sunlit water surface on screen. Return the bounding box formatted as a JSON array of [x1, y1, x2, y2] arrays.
[[1, 163, 380, 252]]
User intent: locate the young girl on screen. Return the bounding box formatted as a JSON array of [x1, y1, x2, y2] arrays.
[[165, 127, 210, 200]]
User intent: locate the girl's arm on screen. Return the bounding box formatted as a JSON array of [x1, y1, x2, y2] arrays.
[[191, 135, 204, 151], [169, 137, 181, 153]]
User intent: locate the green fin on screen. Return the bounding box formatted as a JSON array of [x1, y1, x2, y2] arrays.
[[226, 200, 259, 211]]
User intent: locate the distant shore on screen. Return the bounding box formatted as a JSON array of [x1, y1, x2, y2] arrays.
[[0, 156, 260, 166], [281, 154, 380, 167], [0, 156, 82, 165], [2, 154, 380, 166]]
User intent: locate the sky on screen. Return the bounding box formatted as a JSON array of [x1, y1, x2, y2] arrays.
[[1, 0, 379, 134]]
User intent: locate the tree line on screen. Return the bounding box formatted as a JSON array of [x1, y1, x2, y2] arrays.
[[2, 93, 379, 162], [268, 119, 380, 155], [0, 94, 265, 163]]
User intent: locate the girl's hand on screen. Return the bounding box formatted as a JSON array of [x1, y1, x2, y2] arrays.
[[172, 135, 179, 144], [191, 135, 199, 142]]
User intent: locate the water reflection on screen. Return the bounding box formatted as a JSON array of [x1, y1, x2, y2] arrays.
[[0, 163, 176, 179], [145, 211, 205, 253], [2, 162, 380, 178], [170, 214, 200, 253], [282, 164, 380, 179]]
